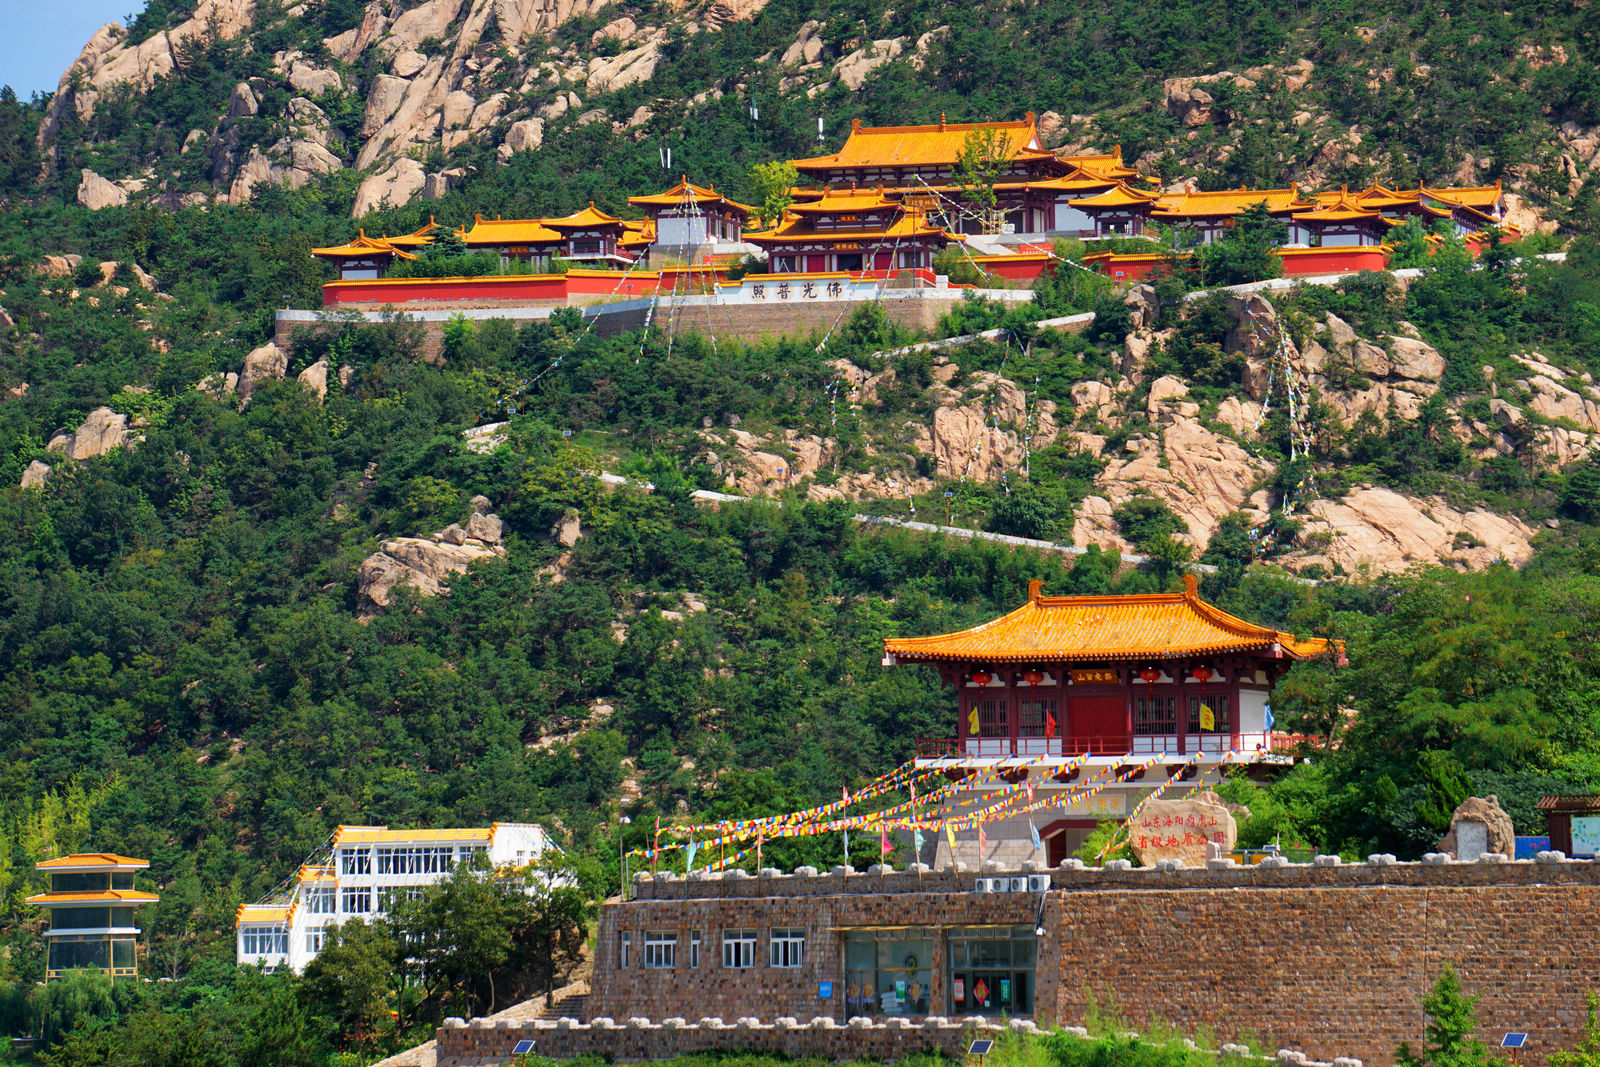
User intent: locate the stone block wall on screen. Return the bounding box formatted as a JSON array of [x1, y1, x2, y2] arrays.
[[584, 855, 1600, 1065], [433, 1013, 1365, 1067]]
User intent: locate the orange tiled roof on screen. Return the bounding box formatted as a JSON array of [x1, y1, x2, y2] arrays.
[[333, 825, 494, 845], [744, 206, 954, 247], [36, 854, 149, 870], [543, 203, 626, 230], [620, 218, 657, 248], [1071, 182, 1162, 208], [791, 115, 1053, 172], [1293, 187, 1388, 223], [27, 889, 160, 904], [310, 232, 420, 261], [461, 216, 564, 245], [1420, 181, 1503, 210], [1153, 184, 1310, 218], [236, 903, 292, 925], [884, 576, 1330, 663], [628, 176, 756, 215], [787, 187, 901, 215], [384, 220, 442, 248], [1059, 146, 1144, 181]]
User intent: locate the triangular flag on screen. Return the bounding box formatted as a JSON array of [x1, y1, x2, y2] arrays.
[[1030, 820, 1042, 852], [978, 823, 988, 857], [1200, 703, 1215, 731], [842, 785, 851, 805], [1045, 709, 1056, 739]]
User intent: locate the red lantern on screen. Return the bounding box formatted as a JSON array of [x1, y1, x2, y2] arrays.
[[970, 669, 993, 686], [1139, 667, 1161, 684], [1023, 669, 1044, 687], [1191, 666, 1214, 683]]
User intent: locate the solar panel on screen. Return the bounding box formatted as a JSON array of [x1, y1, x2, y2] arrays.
[[512, 1038, 536, 1055], [1502, 1034, 1528, 1049], [968, 1039, 995, 1056]]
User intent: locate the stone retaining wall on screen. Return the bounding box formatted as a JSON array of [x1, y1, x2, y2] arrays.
[[582, 853, 1600, 1066], [434, 1014, 1364, 1067]]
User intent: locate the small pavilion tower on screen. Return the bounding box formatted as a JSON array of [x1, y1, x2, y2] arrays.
[[28, 854, 159, 980]]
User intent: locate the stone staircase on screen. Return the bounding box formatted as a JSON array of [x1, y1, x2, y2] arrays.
[[537, 990, 590, 1021]]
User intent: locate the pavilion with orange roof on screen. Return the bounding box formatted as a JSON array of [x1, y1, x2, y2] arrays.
[[29, 853, 159, 980], [885, 575, 1335, 863], [744, 187, 959, 274], [629, 176, 755, 248]]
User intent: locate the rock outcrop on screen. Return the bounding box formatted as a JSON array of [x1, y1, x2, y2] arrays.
[[1436, 796, 1516, 861], [357, 503, 507, 615], [1129, 793, 1237, 867], [351, 158, 427, 217], [46, 406, 132, 461], [76, 168, 129, 210], [19, 460, 51, 489], [237, 342, 288, 403]]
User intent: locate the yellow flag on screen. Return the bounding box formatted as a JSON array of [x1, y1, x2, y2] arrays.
[[945, 822, 957, 854], [1200, 703, 1215, 731]]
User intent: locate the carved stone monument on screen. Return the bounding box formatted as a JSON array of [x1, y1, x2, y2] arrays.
[[1437, 795, 1515, 861], [1129, 792, 1238, 867]]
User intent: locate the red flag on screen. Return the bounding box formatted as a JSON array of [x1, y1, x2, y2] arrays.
[[842, 785, 851, 805], [880, 823, 891, 855], [1045, 710, 1057, 739], [978, 823, 988, 858]]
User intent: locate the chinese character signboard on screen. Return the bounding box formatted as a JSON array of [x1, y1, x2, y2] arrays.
[[1071, 669, 1118, 684]]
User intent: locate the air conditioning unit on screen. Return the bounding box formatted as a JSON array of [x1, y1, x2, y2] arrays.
[[1009, 877, 1028, 892], [973, 878, 992, 893], [1027, 874, 1051, 892]]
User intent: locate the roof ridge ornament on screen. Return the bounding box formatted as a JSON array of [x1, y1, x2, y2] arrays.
[[1183, 573, 1199, 597], [1028, 578, 1043, 602]]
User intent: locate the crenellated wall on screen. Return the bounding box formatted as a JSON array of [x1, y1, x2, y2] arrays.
[[566, 852, 1600, 1066]]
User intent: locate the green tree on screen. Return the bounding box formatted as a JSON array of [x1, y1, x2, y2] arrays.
[[953, 126, 1016, 235], [300, 919, 396, 1054], [1195, 202, 1286, 286], [1551, 991, 1600, 1067], [1396, 965, 1494, 1067], [747, 161, 799, 227]]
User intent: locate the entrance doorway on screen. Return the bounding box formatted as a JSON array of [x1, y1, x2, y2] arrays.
[[948, 926, 1037, 1016], [1068, 695, 1128, 753]]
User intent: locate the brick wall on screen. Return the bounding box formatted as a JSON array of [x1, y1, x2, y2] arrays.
[[578, 855, 1600, 1065]]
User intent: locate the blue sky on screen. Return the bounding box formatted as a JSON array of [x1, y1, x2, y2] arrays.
[[2, 0, 138, 99]]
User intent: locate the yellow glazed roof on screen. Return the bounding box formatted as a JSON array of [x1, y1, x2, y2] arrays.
[[791, 115, 1051, 171], [309, 232, 420, 260], [1420, 181, 1503, 209], [461, 216, 564, 244], [27, 889, 160, 904], [1294, 187, 1388, 222], [36, 853, 149, 870], [1154, 185, 1309, 217], [1071, 182, 1162, 207], [787, 187, 901, 214], [1059, 146, 1142, 180], [236, 904, 291, 924], [745, 208, 954, 246], [884, 576, 1329, 663], [628, 176, 756, 214], [333, 825, 494, 845], [543, 203, 626, 230]]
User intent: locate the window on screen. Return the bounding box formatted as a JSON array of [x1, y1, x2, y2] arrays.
[[306, 888, 336, 914], [1134, 695, 1175, 735], [978, 697, 1009, 738], [835, 253, 863, 272], [722, 929, 757, 969], [377, 845, 457, 874], [1188, 694, 1232, 733], [689, 931, 701, 969], [644, 931, 676, 969], [341, 887, 373, 914], [1018, 698, 1057, 738], [772, 255, 798, 273], [898, 250, 920, 269], [306, 930, 325, 954], [339, 848, 371, 875], [842, 929, 934, 1018], [620, 931, 631, 969], [241, 927, 289, 955], [770, 928, 805, 968]]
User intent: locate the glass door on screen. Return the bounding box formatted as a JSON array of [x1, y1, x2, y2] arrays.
[[948, 927, 1037, 1016]]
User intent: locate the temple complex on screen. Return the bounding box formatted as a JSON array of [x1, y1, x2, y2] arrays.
[[744, 187, 956, 274], [628, 176, 755, 249], [885, 576, 1332, 865]]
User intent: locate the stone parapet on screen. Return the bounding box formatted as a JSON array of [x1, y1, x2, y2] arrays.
[[434, 1015, 1363, 1067], [627, 851, 1595, 901]]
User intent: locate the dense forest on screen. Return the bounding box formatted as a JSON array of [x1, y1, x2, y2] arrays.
[[4, 0, 1600, 1061]]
